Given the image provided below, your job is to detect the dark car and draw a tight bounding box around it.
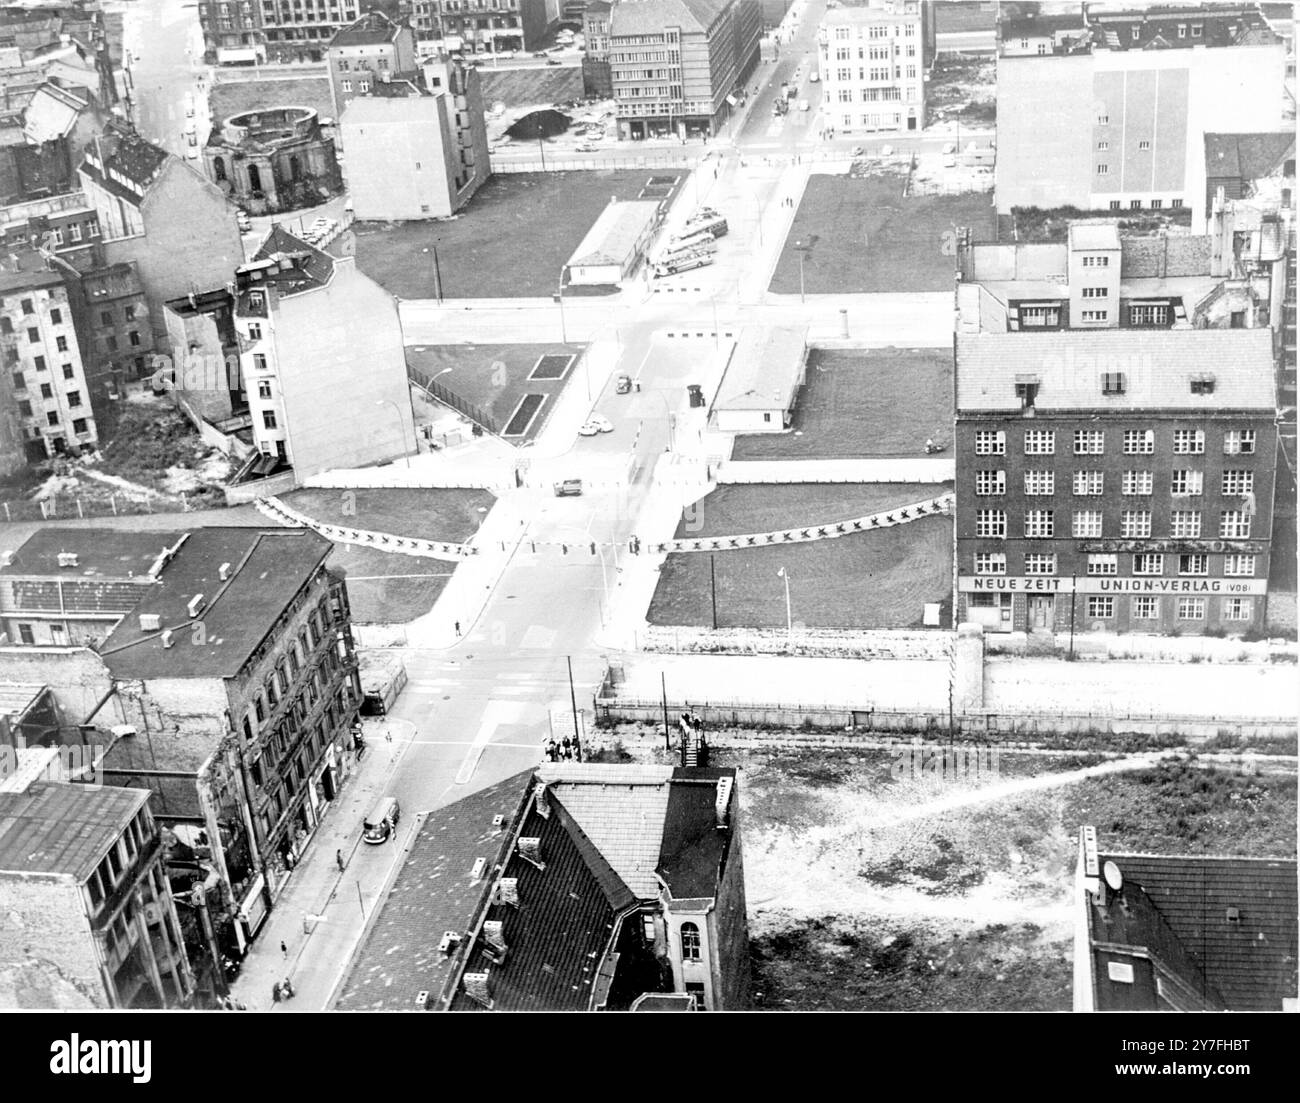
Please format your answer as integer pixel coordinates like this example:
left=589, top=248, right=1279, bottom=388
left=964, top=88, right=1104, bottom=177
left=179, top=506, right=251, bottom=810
left=546, top=58, right=562, bottom=66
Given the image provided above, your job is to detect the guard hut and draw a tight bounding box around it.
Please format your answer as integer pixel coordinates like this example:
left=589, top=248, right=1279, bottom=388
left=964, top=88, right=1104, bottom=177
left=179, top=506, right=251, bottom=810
left=709, top=326, right=808, bottom=433
left=564, top=199, right=661, bottom=286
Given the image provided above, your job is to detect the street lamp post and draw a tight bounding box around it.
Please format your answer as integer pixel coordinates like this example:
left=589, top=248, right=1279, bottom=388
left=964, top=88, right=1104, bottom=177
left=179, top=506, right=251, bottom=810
left=375, top=399, right=411, bottom=468
left=777, top=566, right=792, bottom=640
left=556, top=269, right=568, bottom=344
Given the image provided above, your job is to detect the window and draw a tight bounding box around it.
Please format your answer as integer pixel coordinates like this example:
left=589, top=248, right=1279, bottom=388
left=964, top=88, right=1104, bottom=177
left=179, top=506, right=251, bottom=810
left=258, top=380, right=272, bottom=399
left=1171, top=198, right=1184, bottom=209
left=976, top=510, right=1006, bottom=538
left=1190, top=24, right=1202, bottom=38
left=1132, top=596, right=1160, bottom=620
left=17, top=623, right=34, bottom=644
left=1223, top=555, right=1255, bottom=577
left=1177, top=598, right=1205, bottom=620
left=1097, top=112, right=1109, bottom=124
left=0, top=318, right=9, bottom=334
left=1178, top=554, right=1208, bottom=576
left=1128, top=303, right=1169, bottom=326
left=1073, top=430, right=1104, bottom=455
left=17, top=400, right=30, bottom=417
left=1096, top=164, right=1109, bottom=175
left=20, top=298, right=32, bottom=315
left=28, top=328, right=39, bottom=343
left=1024, top=429, right=1055, bottom=455
left=1081, top=256, right=1111, bottom=268
left=1170, top=470, right=1202, bottom=496
left=974, top=430, right=1005, bottom=455
left=67, top=391, right=81, bottom=407
left=1223, top=430, right=1256, bottom=455
left=34, top=356, right=45, bottom=373
left=124, top=306, right=136, bottom=321
left=105, top=335, right=117, bottom=352
left=1096, top=141, right=1109, bottom=151
left=1124, top=429, right=1154, bottom=454
left=1150, top=199, right=1163, bottom=210
left=50, top=308, right=62, bottom=325
left=1073, top=510, right=1103, bottom=538
left=72, top=417, right=87, bottom=434
left=1087, top=596, right=1114, bottom=618
left=1081, top=310, right=1108, bottom=322
left=39, top=383, right=52, bottom=398
left=262, top=411, right=278, bottom=430
left=46, top=411, right=59, bottom=426
left=55, top=336, right=67, bottom=352
left=1081, top=287, right=1109, bottom=298
left=100, top=310, right=113, bottom=325
left=1121, top=471, right=1152, bottom=496
left=1138, top=140, right=1150, bottom=151
left=680, top=922, right=701, bottom=961
left=1024, top=470, right=1055, bottom=495
left=1130, top=200, right=1142, bottom=210
left=1121, top=510, right=1152, bottom=538
left=247, top=323, right=262, bottom=340
left=1224, top=598, right=1252, bottom=622
left=11, top=370, right=23, bottom=390
left=69, top=223, right=82, bottom=242
left=1024, top=553, right=1056, bottom=575
left=1220, top=511, right=1251, bottom=538
left=1109, top=200, right=1121, bottom=211
left=342, top=79, right=352, bottom=92
left=1172, top=429, right=1204, bottom=454
left=974, top=552, right=1006, bottom=575
left=974, top=470, right=1005, bottom=496
left=1073, top=471, right=1104, bottom=496
left=128, top=331, right=141, bottom=347
left=1087, top=554, right=1117, bottom=576
left=1170, top=510, right=1201, bottom=538
left=1133, top=553, right=1164, bottom=575
left=61, top=364, right=74, bottom=380
left=1024, top=510, right=1054, bottom=538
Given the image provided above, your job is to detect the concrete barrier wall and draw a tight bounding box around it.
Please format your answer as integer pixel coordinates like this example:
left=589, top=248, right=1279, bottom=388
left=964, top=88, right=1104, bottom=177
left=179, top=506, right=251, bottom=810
left=224, top=469, right=297, bottom=505
left=985, top=630, right=1299, bottom=664
left=640, top=624, right=952, bottom=660
left=717, top=459, right=956, bottom=484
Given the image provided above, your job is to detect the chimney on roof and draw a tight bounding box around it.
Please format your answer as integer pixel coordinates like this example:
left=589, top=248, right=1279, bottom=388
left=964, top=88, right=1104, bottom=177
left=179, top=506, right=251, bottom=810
left=462, top=971, right=493, bottom=1009
left=517, top=837, right=545, bottom=869
left=218, top=562, right=232, bottom=581
left=535, top=781, right=551, bottom=818
left=138, top=613, right=161, bottom=632
left=715, top=776, right=734, bottom=829
left=160, top=629, right=175, bottom=648
left=0, top=551, right=12, bottom=567
left=493, top=878, right=519, bottom=907
left=56, top=552, right=79, bottom=568
left=186, top=593, right=206, bottom=618
left=482, top=920, right=508, bottom=963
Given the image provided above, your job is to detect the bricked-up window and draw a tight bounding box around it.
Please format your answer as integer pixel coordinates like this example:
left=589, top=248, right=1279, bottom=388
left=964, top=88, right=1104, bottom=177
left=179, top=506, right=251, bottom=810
left=1170, top=510, right=1201, bottom=538
left=976, top=510, right=1006, bottom=538
left=1170, top=470, right=1202, bottom=496
left=1073, top=429, right=1104, bottom=454
left=1087, top=554, right=1117, bottom=575
left=1133, top=553, right=1163, bottom=575
left=1122, top=471, right=1153, bottom=495
left=1222, top=470, right=1254, bottom=495
left=1087, top=596, right=1114, bottom=618
left=1023, top=470, right=1054, bottom=495
left=974, top=470, right=1005, bottom=495
left=1021, top=429, right=1053, bottom=455
left=1024, top=553, right=1056, bottom=575
left=1121, top=510, right=1152, bottom=538
left=1223, top=554, right=1256, bottom=577
left=1223, top=430, right=1256, bottom=455
left=1179, top=554, right=1208, bottom=575
left=1178, top=597, right=1205, bottom=619
left=974, top=430, right=1005, bottom=455
left=1172, top=429, right=1204, bottom=454
left=1132, top=596, right=1160, bottom=620
left=1220, top=511, right=1252, bottom=538
left=1224, top=598, right=1252, bottom=621
left=1024, top=510, right=1054, bottom=538
left=1073, top=510, right=1103, bottom=537
left=1123, top=429, right=1154, bottom=454
left=974, top=552, right=1006, bottom=574
left=1073, top=471, right=1103, bottom=495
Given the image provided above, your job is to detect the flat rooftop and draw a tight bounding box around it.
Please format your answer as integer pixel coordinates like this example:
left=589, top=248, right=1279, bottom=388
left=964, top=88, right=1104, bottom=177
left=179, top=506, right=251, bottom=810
left=1, top=528, right=184, bottom=580
left=0, top=781, right=149, bottom=881
left=713, top=326, right=808, bottom=412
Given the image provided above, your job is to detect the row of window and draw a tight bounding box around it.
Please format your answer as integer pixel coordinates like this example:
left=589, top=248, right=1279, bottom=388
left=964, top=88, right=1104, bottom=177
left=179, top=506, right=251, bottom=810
left=1106, top=198, right=1184, bottom=211
left=974, top=429, right=1256, bottom=456
left=831, top=21, right=918, bottom=39
left=973, top=552, right=1257, bottom=576
left=831, top=43, right=917, bottom=60
left=971, top=592, right=1252, bottom=620
left=837, top=86, right=911, bottom=102
left=974, top=470, right=1254, bottom=496
left=974, top=509, right=1253, bottom=539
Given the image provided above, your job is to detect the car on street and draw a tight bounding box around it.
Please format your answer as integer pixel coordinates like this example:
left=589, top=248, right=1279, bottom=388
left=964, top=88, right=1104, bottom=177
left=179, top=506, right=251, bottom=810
left=809, top=71, right=820, bottom=82
left=587, top=414, right=613, bottom=433
left=615, top=374, right=633, bottom=394
left=185, top=147, right=200, bottom=160
left=546, top=58, right=562, bottom=65
left=532, top=51, right=549, bottom=58
left=553, top=478, right=583, bottom=496
left=236, top=210, right=252, bottom=232
left=798, top=99, right=809, bottom=111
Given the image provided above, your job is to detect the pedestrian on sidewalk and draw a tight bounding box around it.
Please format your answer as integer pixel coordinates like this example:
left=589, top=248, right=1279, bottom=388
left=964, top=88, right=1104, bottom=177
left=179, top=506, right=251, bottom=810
left=454, top=620, right=461, bottom=637
left=335, top=849, right=345, bottom=873
left=280, top=940, right=288, bottom=958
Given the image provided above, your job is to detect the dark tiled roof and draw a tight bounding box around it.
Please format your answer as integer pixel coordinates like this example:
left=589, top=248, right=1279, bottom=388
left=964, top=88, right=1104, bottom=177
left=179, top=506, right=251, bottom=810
left=1120, top=235, right=1213, bottom=279
left=451, top=787, right=623, bottom=1012
left=999, top=13, right=1088, bottom=40
left=249, top=225, right=336, bottom=296
left=81, top=130, right=169, bottom=194
left=0, top=781, right=149, bottom=880
left=333, top=771, right=530, bottom=1011
left=98, top=528, right=332, bottom=680
left=1097, top=852, right=1299, bottom=1011
left=658, top=767, right=734, bottom=899
left=1204, top=132, right=1296, bottom=183
left=1, top=527, right=184, bottom=579
left=328, top=11, right=404, bottom=49
left=79, top=263, right=145, bottom=301
left=0, top=268, right=64, bottom=296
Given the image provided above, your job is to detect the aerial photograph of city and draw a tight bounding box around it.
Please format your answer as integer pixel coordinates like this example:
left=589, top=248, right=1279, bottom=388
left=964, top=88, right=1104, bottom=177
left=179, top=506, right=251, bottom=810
left=0, top=0, right=1294, bottom=1077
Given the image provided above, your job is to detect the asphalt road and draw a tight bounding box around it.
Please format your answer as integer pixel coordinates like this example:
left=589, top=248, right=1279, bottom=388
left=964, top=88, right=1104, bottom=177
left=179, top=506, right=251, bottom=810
left=116, top=0, right=208, bottom=159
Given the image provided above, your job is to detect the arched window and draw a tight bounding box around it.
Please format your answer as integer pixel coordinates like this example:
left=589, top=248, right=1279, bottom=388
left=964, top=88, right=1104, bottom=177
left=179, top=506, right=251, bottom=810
left=288, top=153, right=301, bottom=181
left=213, top=156, right=227, bottom=182
left=680, top=922, right=701, bottom=961
left=248, top=163, right=263, bottom=193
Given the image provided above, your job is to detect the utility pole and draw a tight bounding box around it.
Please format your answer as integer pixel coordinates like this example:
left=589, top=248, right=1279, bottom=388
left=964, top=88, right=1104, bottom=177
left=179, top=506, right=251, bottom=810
left=433, top=245, right=444, bottom=304
left=710, top=554, right=719, bottom=629
left=661, top=671, right=671, bottom=752
left=1069, top=575, right=1078, bottom=660
left=566, top=655, right=581, bottom=744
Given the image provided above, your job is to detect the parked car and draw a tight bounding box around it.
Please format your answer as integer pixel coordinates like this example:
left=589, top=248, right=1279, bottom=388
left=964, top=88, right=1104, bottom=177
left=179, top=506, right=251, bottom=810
left=809, top=71, right=820, bottom=83
left=587, top=414, right=613, bottom=433
left=553, top=478, right=583, bottom=496
left=615, top=374, right=632, bottom=394
left=363, top=796, right=401, bottom=845
left=798, top=99, right=810, bottom=112
left=546, top=58, right=562, bottom=66
left=236, top=210, right=252, bottom=232
left=532, top=51, right=549, bottom=58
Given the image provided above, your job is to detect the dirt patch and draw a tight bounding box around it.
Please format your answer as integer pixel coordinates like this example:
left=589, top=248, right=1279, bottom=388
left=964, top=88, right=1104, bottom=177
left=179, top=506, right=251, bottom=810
left=926, top=55, right=997, bottom=129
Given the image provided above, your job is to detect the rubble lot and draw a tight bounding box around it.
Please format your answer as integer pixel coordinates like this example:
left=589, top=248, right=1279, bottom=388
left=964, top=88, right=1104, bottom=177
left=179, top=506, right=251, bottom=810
left=925, top=55, right=996, bottom=129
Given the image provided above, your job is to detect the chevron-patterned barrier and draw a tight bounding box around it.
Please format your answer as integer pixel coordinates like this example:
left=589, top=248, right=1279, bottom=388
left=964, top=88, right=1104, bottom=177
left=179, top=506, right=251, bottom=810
left=254, top=497, right=478, bottom=561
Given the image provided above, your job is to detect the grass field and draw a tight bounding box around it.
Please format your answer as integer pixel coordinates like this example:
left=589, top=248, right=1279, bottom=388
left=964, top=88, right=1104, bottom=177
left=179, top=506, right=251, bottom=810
left=769, top=173, right=995, bottom=294
left=406, top=343, right=583, bottom=444
left=731, top=347, right=953, bottom=460
left=646, top=483, right=953, bottom=630
left=280, top=487, right=496, bottom=623
left=353, top=171, right=684, bottom=299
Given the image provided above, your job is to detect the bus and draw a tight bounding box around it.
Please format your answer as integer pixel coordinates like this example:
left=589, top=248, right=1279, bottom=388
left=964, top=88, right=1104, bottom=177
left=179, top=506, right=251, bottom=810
left=653, top=253, right=714, bottom=278
left=680, top=214, right=728, bottom=239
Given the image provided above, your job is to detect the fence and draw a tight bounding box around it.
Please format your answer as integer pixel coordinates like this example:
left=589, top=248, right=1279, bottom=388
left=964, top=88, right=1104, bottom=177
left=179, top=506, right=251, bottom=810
left=492, top=154, right=702, bottom=173
left=905, top=178, right=995, bottom=198
left=0, top=494, right=194, bottom=523
left=408, top=366, right=498, bottom=435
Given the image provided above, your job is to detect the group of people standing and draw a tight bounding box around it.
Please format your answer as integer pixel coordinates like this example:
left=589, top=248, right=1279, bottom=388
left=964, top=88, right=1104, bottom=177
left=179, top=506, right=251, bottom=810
left=543, top=735, right=582, bottom=762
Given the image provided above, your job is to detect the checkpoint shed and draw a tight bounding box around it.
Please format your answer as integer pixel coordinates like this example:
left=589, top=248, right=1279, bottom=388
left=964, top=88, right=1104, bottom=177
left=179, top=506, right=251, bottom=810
left=563, top=198, right=661, bottom=286
left=709, top=326, right=808, bottom=433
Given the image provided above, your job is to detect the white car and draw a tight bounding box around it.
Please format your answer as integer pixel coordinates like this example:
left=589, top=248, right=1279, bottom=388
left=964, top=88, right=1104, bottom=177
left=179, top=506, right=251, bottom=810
left=579, top=415, right=613, bottom=435
left=809, top=71, right=820, bottom=83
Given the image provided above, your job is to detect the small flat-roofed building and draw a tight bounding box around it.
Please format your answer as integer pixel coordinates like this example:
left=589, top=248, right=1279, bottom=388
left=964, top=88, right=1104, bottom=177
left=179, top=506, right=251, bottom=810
left=564, top=199, right=661, bottom=286
left=710, top=325, right=808, bottom=433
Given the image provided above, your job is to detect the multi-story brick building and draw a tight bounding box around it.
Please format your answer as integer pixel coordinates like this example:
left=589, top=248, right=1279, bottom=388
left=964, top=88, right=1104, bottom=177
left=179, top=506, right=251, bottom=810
left=198, top=0, right=430, bottom=65
left=581, top=0, right=613, bottom=98
left=954, top=327, right=1278, bottom=637
left=1, top=267, right=97, bottom=463
left=196, top=0, right=266, bottom=65
left=326, top=9, right=419, bottom=119
left=609, top=0, right=762, bottom=140
left=72, top=260, right=155, bottom=388
left=0, top=762, right=195, bottom=1009
left=426, top=0, right=556, bottom=54
left=817, top=0, right=934, bottom=135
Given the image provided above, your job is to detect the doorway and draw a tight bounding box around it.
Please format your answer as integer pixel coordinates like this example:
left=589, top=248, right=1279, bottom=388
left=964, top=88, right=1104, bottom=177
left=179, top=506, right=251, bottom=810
left=1028, top=594, right=1054, bottom=631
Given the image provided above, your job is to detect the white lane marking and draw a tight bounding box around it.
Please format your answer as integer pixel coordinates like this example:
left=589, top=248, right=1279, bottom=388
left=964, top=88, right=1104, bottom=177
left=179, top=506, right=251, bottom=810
left=454, top=701, right=525, bottom=785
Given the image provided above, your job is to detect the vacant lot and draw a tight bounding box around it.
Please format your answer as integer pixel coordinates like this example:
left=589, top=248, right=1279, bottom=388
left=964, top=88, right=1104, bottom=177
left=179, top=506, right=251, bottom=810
left=731, top=347, right=953, bottom=459
left=647, top=483, right=953, bottom=629
left=354, top=171, right=683, bottom=299
left=281, top=487, right=495, bottom=623
left=926, top=54, right=996, bottom=129
left=770, top=173, right=995, bottom=294
left=406, top=343, right=582, bottom=443
left=479, top=67, right=583, bottom=111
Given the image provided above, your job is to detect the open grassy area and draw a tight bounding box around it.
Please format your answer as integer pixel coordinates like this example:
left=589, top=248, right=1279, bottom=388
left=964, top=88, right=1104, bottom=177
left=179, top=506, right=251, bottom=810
left=647, top=483, right=953, bottom=629
left=353, top=170, right=684, bottom=299
left=731, top=347, right=953, bottom=460
left=405, top=343, right=583, bottom=443
left=281, top=487, right=496, bottom=624
left=770, top=173, right=995, bottom=294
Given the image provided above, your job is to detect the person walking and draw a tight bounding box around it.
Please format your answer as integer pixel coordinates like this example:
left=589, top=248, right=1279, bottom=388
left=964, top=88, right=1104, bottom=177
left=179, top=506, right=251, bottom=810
left=335, top=849, right=345, bottom=873
left=280, top=940, right=288, bottom=958
left=454, top=621, right=461, bottom=637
